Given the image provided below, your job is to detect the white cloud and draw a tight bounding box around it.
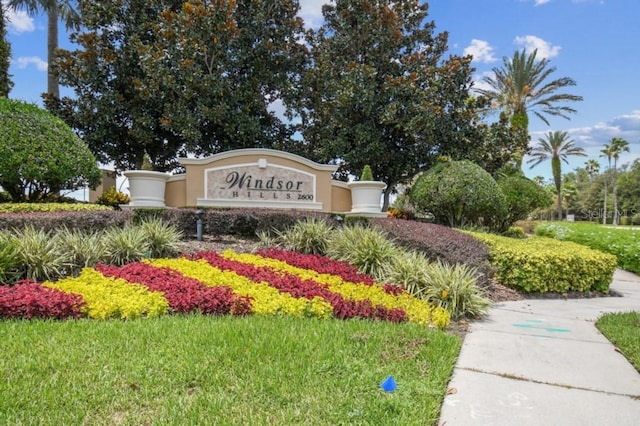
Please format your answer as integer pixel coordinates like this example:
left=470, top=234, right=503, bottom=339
left=534, top=0, right=552, bottom=5
left=14, top=56, right=48, bottom=72
left=2, top=1, right=35, bottom=33
left=298, top=0, right=328, bottom=29
left=470, top=71, right=494, bottom=94
left=464, top=39, right=497, bottom=63
left=514, top=35, right=561, bottom=59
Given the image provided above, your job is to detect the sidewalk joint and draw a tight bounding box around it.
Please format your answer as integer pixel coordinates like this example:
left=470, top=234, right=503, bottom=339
left=459, top=367, right=640, bottom=401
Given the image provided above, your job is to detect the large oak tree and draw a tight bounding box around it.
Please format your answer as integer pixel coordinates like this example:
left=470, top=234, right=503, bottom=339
left=296, top=0, right=504, bottom=210
left=50, top=0, right=306, bottom=171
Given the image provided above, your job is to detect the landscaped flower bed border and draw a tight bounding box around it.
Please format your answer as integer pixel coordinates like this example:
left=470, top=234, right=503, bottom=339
left=0, top=250, right=450, bottom=328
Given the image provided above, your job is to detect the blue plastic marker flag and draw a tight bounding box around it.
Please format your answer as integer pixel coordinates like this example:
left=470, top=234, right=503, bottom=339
left=381, top=375, right=397, bottom=392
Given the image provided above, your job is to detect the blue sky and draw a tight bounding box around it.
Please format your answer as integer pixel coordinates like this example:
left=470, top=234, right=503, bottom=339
left=4, top=0, right=640, bottom=182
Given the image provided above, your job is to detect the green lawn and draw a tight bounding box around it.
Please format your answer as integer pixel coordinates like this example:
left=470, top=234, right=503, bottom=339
left=596, top=311, right=640, bottom=372
left=535, top=221, right=640, bottom=274
left=0, top=315, right=461, bottom=425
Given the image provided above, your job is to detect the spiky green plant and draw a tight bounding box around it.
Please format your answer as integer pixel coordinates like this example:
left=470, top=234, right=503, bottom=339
left=276, top=218, right=334, bottom=255
left=379, top=250, right=432, bottom=296
left=422, top=260, right=491, bottom=319
left=138, top=218, right=183, bottom=258
left=56, top=227, right=108, bottom=273
left=0, top=232, right=20, bottom=285
left=326, top=225, right=398, bottom=279
left=12, top=226, right=71, bottom=281
left=255, top=230, right=280, bottom=250
left=103, top=226, right=149, bottom=266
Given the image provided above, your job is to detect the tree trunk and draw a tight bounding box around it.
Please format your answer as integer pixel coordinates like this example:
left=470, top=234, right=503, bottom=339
left=612, top=160, right=619, bottom=226
left=552, top=156, right=562, bottom=221
left=382, top=185, right=392, bottom=212
left=556, top=190, right=562, bottom=221
left=602, top=169, right=609, bottom=225
left=47, top=8, right=59, bottom=99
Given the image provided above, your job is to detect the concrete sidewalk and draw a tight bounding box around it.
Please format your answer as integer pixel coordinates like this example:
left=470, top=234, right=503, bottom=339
left=439, top=269, right=640, bottom=426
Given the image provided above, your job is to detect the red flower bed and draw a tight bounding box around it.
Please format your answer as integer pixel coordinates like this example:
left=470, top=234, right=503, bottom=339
left=257, top=248, right=405, bottom=296
left=96, top=263, right=251, bottom=316
left=0, top=281, right=85, bottom=319
left=257, top=248, right=376, bottom=285
left=189, top=252, right=407, bottom=323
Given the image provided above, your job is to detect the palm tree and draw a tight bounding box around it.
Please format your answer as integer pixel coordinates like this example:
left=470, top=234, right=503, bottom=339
left=600, top=144, right=614, bottom=225
left=478, top=49, right=583, bottom=168
left=0, top=1, right=13, bottom=97
left=7, top=0, right=80, bottom=99
left=528, top=131, right=586, bottom=220
left=584, top=159, right=600, bottom=182
left=609, top=137, right=630, bottom=225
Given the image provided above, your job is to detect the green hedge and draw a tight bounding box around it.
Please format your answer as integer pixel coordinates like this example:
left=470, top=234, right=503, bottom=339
left=0, top=203, right=112, bottom=213
left=535, top=222, right=640, bottom=274
left=468, top=232, right=617, bottom=293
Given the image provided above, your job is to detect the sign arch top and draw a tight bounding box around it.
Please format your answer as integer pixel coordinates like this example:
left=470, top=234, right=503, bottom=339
left=175, top=149, right=345, bottom=211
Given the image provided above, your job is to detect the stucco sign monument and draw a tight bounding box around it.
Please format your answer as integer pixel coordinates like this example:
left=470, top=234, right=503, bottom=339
left=119, top=148, right=385, bottom=215
left=206, top=159, right=316, bottom=206
left=161, top=149, right=354, bottom=213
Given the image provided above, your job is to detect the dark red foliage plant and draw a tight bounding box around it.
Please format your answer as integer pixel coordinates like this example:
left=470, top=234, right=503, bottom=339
left=0, top=281, right=85, bottom=320
left=189, top=251, right=407, bottom=323
left=95, top=263, right=251, bottom=316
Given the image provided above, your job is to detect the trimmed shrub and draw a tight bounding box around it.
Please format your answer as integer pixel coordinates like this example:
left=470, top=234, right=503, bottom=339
left=0, top=210, right=133, bottom=233
left=468, top=231, right=617, bottom=293
left=502, top=226, right=525, bottom=239
left=513, top=220, right=540, bottom=235
left=0, top=98, right=101, bottom=201
left=409, top=160, right=506, bottom=230
left=496, top=175, right=552, bottom=231
left=360, top=165, right=374, bottom=181
left=0, top=191, right=12, bottom=203
left=0, top=203, right=111, bottom=214
left=157, top=208, right=330, bottom=238
left=371, top=218, right=493, bottom=287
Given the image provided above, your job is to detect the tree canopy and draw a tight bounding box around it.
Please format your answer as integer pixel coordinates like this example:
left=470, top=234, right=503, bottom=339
left=477, top=49, right=583, bottom=168
left=295, top=0, right=497, bottom=209
left=0, top=98, right=101, bottom=201
left=46, top=0, right=555, bottom=208
left=50, top=0, right=306, bottom=171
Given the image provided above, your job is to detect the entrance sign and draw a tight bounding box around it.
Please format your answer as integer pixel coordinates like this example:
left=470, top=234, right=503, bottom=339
left=172, top=149, right=352, bottom=212
left=205, top=161, right=317, bottom=206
